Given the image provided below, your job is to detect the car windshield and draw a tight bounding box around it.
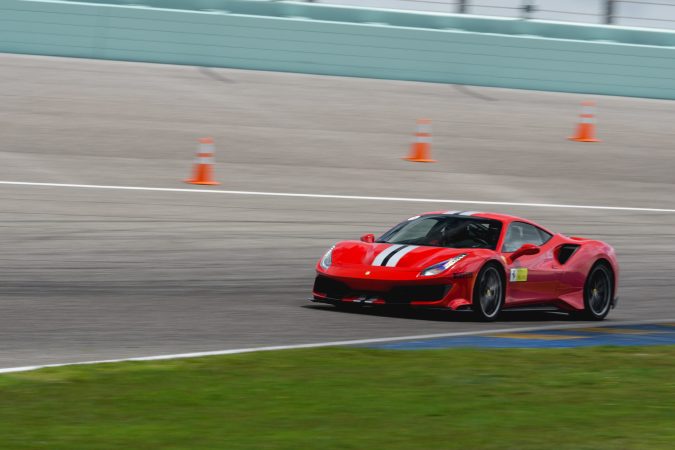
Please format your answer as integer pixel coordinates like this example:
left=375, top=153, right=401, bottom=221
left=377, top=215, right=502, bottom=250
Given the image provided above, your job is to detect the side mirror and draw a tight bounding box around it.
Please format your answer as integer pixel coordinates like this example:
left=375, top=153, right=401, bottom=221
left=509, top=243, right=540, bottom=263
left=360, top=233, right=375, bottom=243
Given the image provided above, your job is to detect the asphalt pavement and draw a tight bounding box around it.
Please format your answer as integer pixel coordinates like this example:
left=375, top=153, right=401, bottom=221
left=0, top=54, right=674, bottom=368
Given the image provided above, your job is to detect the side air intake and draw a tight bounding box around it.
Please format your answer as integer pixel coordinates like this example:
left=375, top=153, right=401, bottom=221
left=556, top=244, right=580, bottom=265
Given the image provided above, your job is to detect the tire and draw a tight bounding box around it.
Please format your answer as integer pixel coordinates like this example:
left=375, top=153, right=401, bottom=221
left=578, top=262, right=614, bottom=321
left=472, top=263, right=505, bottom=322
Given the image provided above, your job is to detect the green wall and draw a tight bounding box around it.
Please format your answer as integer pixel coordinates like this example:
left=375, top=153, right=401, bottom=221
left=2, top=0, right=674, bottom=99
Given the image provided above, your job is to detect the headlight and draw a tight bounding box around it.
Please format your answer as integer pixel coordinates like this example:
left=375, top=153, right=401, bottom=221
left=320, top=246, right=335, bottom=270
left=420, top=254, right=467, bottom=277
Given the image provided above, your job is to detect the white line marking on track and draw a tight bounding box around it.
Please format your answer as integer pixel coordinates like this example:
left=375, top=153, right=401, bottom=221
left=0, top=180, right=674, bottom=213
left=0, top=319, right=672, bottom=374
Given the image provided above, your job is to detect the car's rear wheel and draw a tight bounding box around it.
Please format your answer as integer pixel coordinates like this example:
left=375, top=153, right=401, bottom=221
left=579, top=262, right=613, bottom=321
left=472, top=264, right=504, bottom=321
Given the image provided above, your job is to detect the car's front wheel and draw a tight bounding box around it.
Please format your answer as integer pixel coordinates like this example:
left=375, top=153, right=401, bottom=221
left=472, top=264, right=504, bottom=321
left=578, top=262, right=613, bottom=320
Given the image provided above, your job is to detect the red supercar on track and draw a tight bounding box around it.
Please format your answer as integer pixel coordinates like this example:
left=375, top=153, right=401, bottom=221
left=311, top=211, right=619, bottom=321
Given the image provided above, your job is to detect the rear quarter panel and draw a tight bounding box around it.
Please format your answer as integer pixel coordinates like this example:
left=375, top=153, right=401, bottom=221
left=557, top=239, right=619, bottom=308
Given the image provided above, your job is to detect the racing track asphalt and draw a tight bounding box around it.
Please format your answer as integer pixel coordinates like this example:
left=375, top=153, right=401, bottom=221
left=0, top=54, right=674, bottom=368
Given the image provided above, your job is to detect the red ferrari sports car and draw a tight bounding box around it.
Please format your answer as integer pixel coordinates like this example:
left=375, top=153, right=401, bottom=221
left=311, top=211, right=619, bottom=321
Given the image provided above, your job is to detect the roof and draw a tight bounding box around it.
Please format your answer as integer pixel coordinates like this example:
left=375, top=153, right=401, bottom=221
left=420, top=210, right=525, bottom=222
left=418, top=210, right=552, bottom=233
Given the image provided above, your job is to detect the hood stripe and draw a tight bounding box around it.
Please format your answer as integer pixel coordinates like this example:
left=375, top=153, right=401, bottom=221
left=385, top=245, right=419, bottom=267
left=372, top=244, right=404, bottom=266
left=380, top=245, right=409, bottom=267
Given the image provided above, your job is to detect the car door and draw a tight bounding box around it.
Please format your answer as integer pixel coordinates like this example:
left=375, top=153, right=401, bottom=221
left=501, top=222, right=560, bottom=305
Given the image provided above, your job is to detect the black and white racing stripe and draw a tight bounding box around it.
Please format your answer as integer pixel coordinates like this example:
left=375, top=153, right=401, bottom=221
left=372, top=244, right=419, bottom=267
left=372, top=244, right=404, bottom=266
left=383, top=245, right=418, bottom=267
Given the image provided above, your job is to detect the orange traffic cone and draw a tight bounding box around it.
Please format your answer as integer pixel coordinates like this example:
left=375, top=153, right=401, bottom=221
left=404, top=118, right=436, bottom=162
left=184, top=138, right=220, bottom=185
left=569, top=101, right=601, bottom=142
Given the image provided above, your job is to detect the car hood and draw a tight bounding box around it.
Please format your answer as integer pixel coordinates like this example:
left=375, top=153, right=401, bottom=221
left=331, top=241, right=490, bottom=270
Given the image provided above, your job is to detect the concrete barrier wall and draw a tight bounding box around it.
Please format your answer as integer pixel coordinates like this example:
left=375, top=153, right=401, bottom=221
left=2, top=0, right=674, bottom=99
left=56, top=0, right=675, bottom=48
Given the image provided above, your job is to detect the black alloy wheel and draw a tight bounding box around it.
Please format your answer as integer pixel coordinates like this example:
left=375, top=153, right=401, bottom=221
left=473, top=264, right=504, bottom=322
left=580, top=262, right=613, bottom=320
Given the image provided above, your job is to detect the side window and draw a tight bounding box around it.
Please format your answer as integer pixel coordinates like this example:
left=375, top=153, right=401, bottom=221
left=502, top=222, right=551, bottom=253
left=536, top=227, right=553, bottom=245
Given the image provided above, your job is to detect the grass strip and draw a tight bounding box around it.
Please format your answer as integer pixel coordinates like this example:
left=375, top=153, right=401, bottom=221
left=0, top=346, right=673, bottom=449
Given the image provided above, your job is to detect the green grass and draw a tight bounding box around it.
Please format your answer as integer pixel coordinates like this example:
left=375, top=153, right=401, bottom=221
left=0, top=347, right=674, bottom=450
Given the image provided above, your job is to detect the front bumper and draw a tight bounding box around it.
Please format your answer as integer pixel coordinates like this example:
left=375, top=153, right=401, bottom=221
left=311, top=274, right=473, bottom=309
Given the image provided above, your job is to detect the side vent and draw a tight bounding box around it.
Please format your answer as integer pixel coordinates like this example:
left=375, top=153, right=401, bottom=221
left=556, top=244, right=580, bottom=265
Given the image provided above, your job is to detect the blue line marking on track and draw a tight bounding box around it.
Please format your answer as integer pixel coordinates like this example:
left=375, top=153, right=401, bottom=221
left=367, top=324, right=675, bottom=350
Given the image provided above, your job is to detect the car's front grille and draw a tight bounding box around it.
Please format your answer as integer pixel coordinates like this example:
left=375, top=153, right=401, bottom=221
left=313, top=276, right=350, bottom=299
left=387, top=285, right=451, bottom=303
left=313, top=276, right=450, bottom=304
